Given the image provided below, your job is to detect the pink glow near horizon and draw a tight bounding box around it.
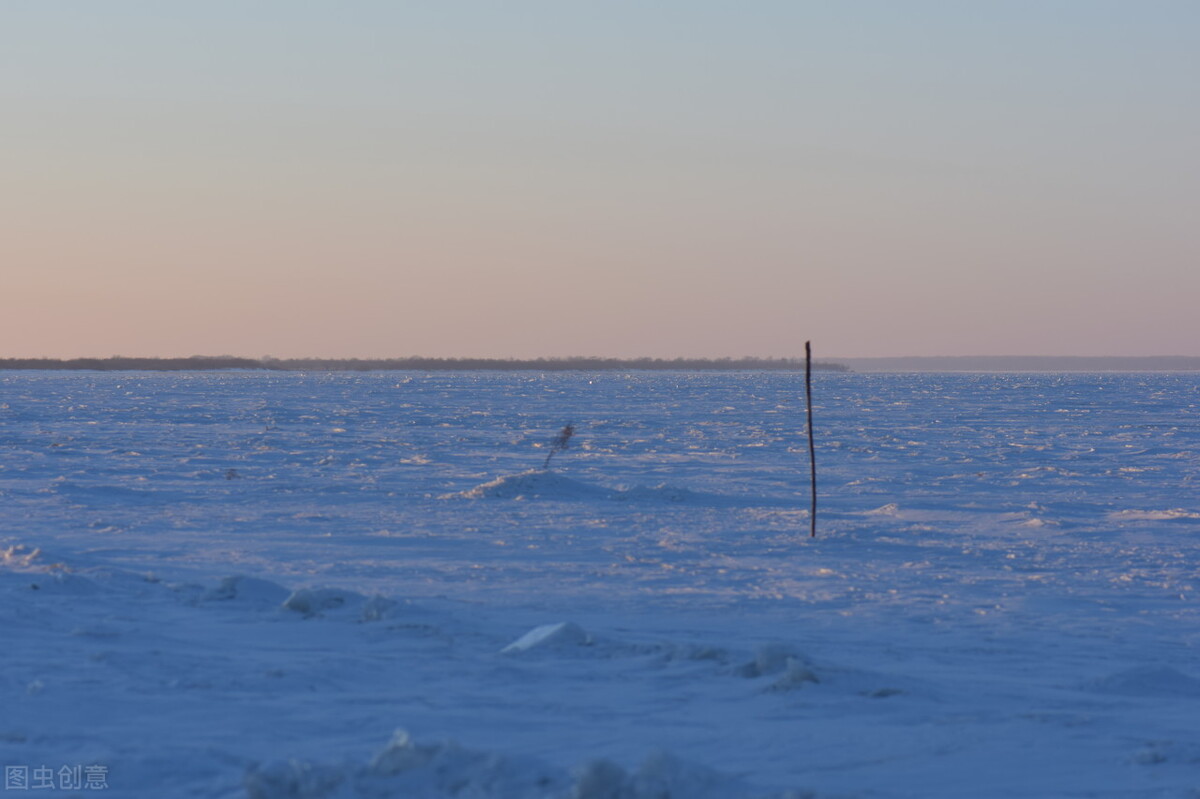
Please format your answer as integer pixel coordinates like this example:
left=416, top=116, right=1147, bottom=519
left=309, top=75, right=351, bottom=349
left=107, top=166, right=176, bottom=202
left=3, top=3, right=1197, bottom=359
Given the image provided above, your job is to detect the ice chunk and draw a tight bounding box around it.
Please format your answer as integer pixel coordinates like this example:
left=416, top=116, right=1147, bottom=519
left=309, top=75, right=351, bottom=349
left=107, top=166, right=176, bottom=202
left=501, top=621, right=592, bottom=654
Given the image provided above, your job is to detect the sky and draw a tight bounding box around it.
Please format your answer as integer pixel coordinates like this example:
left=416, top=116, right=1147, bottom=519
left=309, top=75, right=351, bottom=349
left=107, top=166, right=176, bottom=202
left=3, top=1, right=1198, bottom=360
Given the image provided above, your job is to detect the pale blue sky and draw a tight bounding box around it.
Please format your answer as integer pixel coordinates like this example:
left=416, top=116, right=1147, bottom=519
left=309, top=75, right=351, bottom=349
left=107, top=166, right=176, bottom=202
left=4, top=2, right=1198, bottom=358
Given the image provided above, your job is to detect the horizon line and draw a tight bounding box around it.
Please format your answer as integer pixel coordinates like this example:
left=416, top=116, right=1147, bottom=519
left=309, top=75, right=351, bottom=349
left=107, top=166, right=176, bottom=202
left=6, top=353, right=1200, bottom=361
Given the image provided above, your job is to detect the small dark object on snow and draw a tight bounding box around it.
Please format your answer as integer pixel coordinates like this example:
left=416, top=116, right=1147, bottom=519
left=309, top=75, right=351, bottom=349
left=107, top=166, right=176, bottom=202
left=543, top=424, right=575, bottom=470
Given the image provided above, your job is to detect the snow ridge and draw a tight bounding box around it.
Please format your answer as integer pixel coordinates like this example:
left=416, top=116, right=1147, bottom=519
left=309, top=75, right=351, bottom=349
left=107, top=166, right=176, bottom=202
left=245, top=729, right=811, bottom=799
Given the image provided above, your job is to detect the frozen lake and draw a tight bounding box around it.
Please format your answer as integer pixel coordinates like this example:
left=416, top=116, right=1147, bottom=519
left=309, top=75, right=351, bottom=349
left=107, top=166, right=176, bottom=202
left=2, top=371, right=1198, bottom=797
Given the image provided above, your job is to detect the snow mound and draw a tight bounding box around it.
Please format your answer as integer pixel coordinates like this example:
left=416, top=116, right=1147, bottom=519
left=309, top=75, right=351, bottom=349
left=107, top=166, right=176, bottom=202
left=25, top=571, right=102, bottom=596
left=208, top=579, right=395, bottom=622
left=1129, top=740, right=1200, bottom=766
left=735, top=643, right=813, bottom=678
left=281, top=587, right=367, bottom=618
left=52, top=481, right=177, bottom=507
left=765, top=659, right=821, bottom=693
left=651, top=643, right=734, bottom=665
left=501, top=621, right=592, bottom=654
left=734, top=644, right=820, bottom=691
left=1, top=546, right=107, bottom=594
left=246, top=729, right=568, bottom=799
left=442, top=470, right=609, bottom=501
left=0, top=544, right=73, bottom=573
left=1108, top=509, right=1200, bottom=521
left=1085, top=666, right=1200, bottom=698
left=611, top=483, right=703, bottom=503
left=443, top=471, right=748, bottom=506
left=244, top=730, right=811, bottom=799
left=1, top=544, right=44, bottom=570
left=205, top=575, right=292, bottom=605
left=360, top=595, right=400, bottom=622
left=572, top=750, right=810, bottom=799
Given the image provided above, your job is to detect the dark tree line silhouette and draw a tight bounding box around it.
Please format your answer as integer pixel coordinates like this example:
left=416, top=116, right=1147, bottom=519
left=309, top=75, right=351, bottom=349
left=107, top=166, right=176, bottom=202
left=0, top=356, right=264, bottom=371
left=0, top=356, right=849, bottom=372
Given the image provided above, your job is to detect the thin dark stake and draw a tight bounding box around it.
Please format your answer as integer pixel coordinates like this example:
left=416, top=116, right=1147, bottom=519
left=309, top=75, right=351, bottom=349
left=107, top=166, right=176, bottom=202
left=805, top=341, right=817, bottom=538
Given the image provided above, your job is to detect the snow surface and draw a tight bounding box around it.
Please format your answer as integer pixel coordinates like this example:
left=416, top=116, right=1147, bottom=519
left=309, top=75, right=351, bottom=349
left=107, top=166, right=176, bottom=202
left=2, top=371, right=1199, bottom=797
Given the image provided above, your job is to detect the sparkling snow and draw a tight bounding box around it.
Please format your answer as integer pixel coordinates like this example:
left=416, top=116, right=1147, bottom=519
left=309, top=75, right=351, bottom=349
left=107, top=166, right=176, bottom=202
left=1, top=371, right=1198, bottom=797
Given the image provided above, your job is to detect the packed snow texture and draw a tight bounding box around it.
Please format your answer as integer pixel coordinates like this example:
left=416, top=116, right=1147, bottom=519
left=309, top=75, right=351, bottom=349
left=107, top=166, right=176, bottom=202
left=2, top=371, right=1199, bottom=797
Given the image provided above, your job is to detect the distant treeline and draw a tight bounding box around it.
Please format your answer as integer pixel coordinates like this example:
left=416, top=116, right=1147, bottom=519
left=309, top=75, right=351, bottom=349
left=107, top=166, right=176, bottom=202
left=0, top=357, right=266, bottom=371
left=0, top=356, right=850, bottom=372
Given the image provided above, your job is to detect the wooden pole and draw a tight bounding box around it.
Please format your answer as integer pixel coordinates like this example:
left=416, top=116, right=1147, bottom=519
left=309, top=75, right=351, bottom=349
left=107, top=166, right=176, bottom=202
left=805, top=341, right=817, bottom=538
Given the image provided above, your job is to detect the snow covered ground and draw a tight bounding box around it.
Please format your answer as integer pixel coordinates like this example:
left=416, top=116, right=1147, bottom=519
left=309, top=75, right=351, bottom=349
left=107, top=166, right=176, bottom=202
left=1, top=370, right=1198, bottom=797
